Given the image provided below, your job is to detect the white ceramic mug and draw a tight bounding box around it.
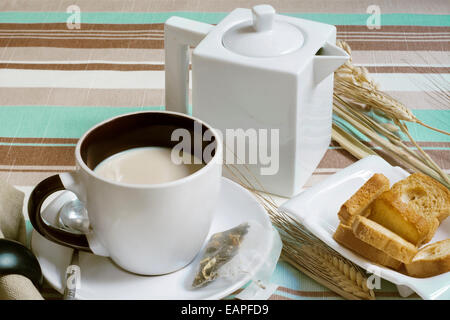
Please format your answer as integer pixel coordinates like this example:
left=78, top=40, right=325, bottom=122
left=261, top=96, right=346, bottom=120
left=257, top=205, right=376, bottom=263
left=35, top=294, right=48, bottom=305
left=28, top=111, right=223, bottom=275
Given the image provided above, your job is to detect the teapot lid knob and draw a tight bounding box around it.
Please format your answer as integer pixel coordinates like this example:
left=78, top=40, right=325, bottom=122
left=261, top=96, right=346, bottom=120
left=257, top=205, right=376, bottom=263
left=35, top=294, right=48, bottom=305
left=252, top=5, right=275, bottom=32
left=222, top=4, right=304, bottom=57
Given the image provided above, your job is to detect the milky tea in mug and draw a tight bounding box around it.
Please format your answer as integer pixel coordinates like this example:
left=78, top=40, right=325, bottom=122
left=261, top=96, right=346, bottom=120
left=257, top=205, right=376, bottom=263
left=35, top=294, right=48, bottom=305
left=94, top=147, right=205, bottom=185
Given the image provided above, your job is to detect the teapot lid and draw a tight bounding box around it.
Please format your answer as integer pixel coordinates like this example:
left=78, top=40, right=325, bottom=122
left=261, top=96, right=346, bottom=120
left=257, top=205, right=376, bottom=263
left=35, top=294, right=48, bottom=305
left=222, top=5, right=304, bottom=58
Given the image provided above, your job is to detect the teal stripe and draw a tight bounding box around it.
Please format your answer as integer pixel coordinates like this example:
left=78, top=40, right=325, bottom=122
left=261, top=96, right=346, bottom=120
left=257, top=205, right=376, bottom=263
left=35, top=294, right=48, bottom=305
left=0, top=106, right=163, bottom=139
left=0, top=142, right=77, bottom=147
left=1, top=12, right=449, bottom=26
left=0, top=106, right=448, bottom=142
left=333, top=109, right=450, bottom=143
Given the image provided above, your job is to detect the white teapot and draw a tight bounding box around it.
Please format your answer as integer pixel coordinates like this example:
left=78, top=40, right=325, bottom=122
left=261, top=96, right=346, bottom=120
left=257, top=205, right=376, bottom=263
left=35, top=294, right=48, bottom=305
left=165, top=5, right=348, bottom=197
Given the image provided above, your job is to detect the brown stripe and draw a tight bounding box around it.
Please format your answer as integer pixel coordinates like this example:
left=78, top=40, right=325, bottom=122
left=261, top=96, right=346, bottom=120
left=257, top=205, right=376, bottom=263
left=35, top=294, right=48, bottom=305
left=0, top=24, right=448, bottom=50
left=268, top=294, right=293, bottom=300
left=277, top=287, right=340, bottom=297
left=0, top=145, right=75, bottom=166
left=0, top=62, right=164, bottom=71
left=0, top=23, right=165, bottom=31
left=0, top=38, right=164, bottom=49
left=0, top=62, right=447, bottom=73
left=365, top=66, right=450, bottom=73
left=344, top=41, right=450, bottom=51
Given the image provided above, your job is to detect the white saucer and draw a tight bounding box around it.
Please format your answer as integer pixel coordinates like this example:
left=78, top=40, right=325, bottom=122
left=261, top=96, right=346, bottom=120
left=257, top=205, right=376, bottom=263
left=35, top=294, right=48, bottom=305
left=31, top=177, right=275, bottom=300
left=281, top=156, right=450, bottom=300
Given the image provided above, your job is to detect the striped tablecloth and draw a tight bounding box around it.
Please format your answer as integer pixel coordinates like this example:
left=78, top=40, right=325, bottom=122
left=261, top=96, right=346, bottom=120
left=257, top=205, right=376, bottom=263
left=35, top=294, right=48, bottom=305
left=1, top=0, right=449, bottom=300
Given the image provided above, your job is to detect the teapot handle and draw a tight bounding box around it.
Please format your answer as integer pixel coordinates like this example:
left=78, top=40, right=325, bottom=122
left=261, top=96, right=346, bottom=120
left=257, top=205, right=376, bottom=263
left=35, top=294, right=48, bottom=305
left=164, top=17, right=213, bottom=114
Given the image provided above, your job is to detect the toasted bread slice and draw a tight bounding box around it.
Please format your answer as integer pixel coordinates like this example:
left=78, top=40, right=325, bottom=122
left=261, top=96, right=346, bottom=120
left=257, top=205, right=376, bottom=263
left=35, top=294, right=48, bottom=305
left=390, top=173, right=450, bottom=223
left=338, top=173, right=390, bottom=226
left=405, top=239, right=450, bottom=278
left=370, top=191, right=439, bottom=246
left=369, top=174, right=445, bottom=247
left=333, top=224, right=402, bottom=270
left=352, top=216, right=418, bottom=264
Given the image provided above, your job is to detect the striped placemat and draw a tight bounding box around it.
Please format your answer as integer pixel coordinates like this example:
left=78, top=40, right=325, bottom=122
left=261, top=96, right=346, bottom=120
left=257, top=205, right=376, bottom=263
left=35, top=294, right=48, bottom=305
left=2, top=0, right=449, bottom=299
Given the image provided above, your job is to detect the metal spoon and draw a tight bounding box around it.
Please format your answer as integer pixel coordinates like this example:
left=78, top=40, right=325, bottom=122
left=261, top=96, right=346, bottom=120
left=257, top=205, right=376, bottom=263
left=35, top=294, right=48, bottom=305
left=58, top=199, right=88, bottom=300
left=58, top=199, right=90, bottom=234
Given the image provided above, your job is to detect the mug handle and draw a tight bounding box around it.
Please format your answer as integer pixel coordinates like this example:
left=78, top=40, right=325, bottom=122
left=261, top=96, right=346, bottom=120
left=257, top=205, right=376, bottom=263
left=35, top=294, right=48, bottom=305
left=28, top=174, right=92, bottom=252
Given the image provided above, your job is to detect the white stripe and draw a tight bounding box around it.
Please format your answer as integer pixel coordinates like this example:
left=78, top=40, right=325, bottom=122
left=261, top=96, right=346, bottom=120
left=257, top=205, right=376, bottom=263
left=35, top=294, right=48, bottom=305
left=370, top=73, right=450, bottom=92
left=0, top=69, right=448, bottom=91
left=0, top=69, right=167, bottom=89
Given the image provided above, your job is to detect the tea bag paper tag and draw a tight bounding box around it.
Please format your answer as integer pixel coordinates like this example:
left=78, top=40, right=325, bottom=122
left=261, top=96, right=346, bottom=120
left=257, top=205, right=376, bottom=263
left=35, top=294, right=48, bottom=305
left=235, top=281, right=278, bottom=300
left=236, top=227, right=282, bottom=300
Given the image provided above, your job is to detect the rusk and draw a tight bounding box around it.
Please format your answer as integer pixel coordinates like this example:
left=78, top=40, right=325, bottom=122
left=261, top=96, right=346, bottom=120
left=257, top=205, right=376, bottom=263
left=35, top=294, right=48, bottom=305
left=370, top=192, right=439, bottom=246
left=390, top=173, right=449, bottom=223
left=338, top=173, right=390, bottom=226
left=333, top=224, right=402, bottom=270
left=405, top=239, right=450, bottom=278
left=352, top=216, right=418, bottom=264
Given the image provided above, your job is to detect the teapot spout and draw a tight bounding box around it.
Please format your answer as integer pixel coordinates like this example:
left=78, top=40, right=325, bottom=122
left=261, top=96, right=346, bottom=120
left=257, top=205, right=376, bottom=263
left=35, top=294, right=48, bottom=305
left=313, top=42, right=349, bottom=84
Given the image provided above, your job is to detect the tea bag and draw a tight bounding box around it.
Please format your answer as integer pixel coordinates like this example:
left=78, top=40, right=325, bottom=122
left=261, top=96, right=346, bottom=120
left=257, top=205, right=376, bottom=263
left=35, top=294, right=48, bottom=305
left=192, top=222, right=250, bottom=288
left=192, top=219, right=282, bottom=296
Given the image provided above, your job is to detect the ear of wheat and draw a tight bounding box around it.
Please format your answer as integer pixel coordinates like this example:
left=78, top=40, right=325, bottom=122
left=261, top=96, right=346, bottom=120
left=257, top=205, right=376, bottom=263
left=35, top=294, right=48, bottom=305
left=224, top=164, right=376, bottom=300
left=333, top=41, right=450, bottom=188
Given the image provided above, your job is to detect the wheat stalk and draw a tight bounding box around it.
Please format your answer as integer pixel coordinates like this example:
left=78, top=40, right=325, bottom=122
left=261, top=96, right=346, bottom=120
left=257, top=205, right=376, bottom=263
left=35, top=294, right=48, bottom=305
left=224, top=163, right=376, bottom=300
left=335, top=41, right=449, bottom=136
left=333, top=41, right=450, bottom=188
left=298, top=245, right=374, bottom=300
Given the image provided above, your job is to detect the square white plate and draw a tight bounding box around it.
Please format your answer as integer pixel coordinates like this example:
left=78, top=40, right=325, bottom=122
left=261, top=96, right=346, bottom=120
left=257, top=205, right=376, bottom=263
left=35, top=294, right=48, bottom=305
left=280, top=156, right=450, bottom=300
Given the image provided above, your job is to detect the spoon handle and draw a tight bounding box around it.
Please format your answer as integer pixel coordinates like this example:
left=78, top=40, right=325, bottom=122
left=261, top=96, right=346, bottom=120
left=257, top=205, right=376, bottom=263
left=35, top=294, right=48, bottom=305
left=63, top=250, right=80, bottom=300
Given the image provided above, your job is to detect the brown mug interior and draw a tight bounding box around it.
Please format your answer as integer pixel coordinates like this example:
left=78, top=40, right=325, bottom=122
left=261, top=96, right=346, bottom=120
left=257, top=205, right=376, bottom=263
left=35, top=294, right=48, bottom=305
left=79, top=112, right=216, bottom=171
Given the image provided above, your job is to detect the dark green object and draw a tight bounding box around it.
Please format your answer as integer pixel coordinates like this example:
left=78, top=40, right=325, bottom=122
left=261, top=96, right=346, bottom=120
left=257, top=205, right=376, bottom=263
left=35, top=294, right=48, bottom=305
left=0, top=238, right=43, bottom=289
